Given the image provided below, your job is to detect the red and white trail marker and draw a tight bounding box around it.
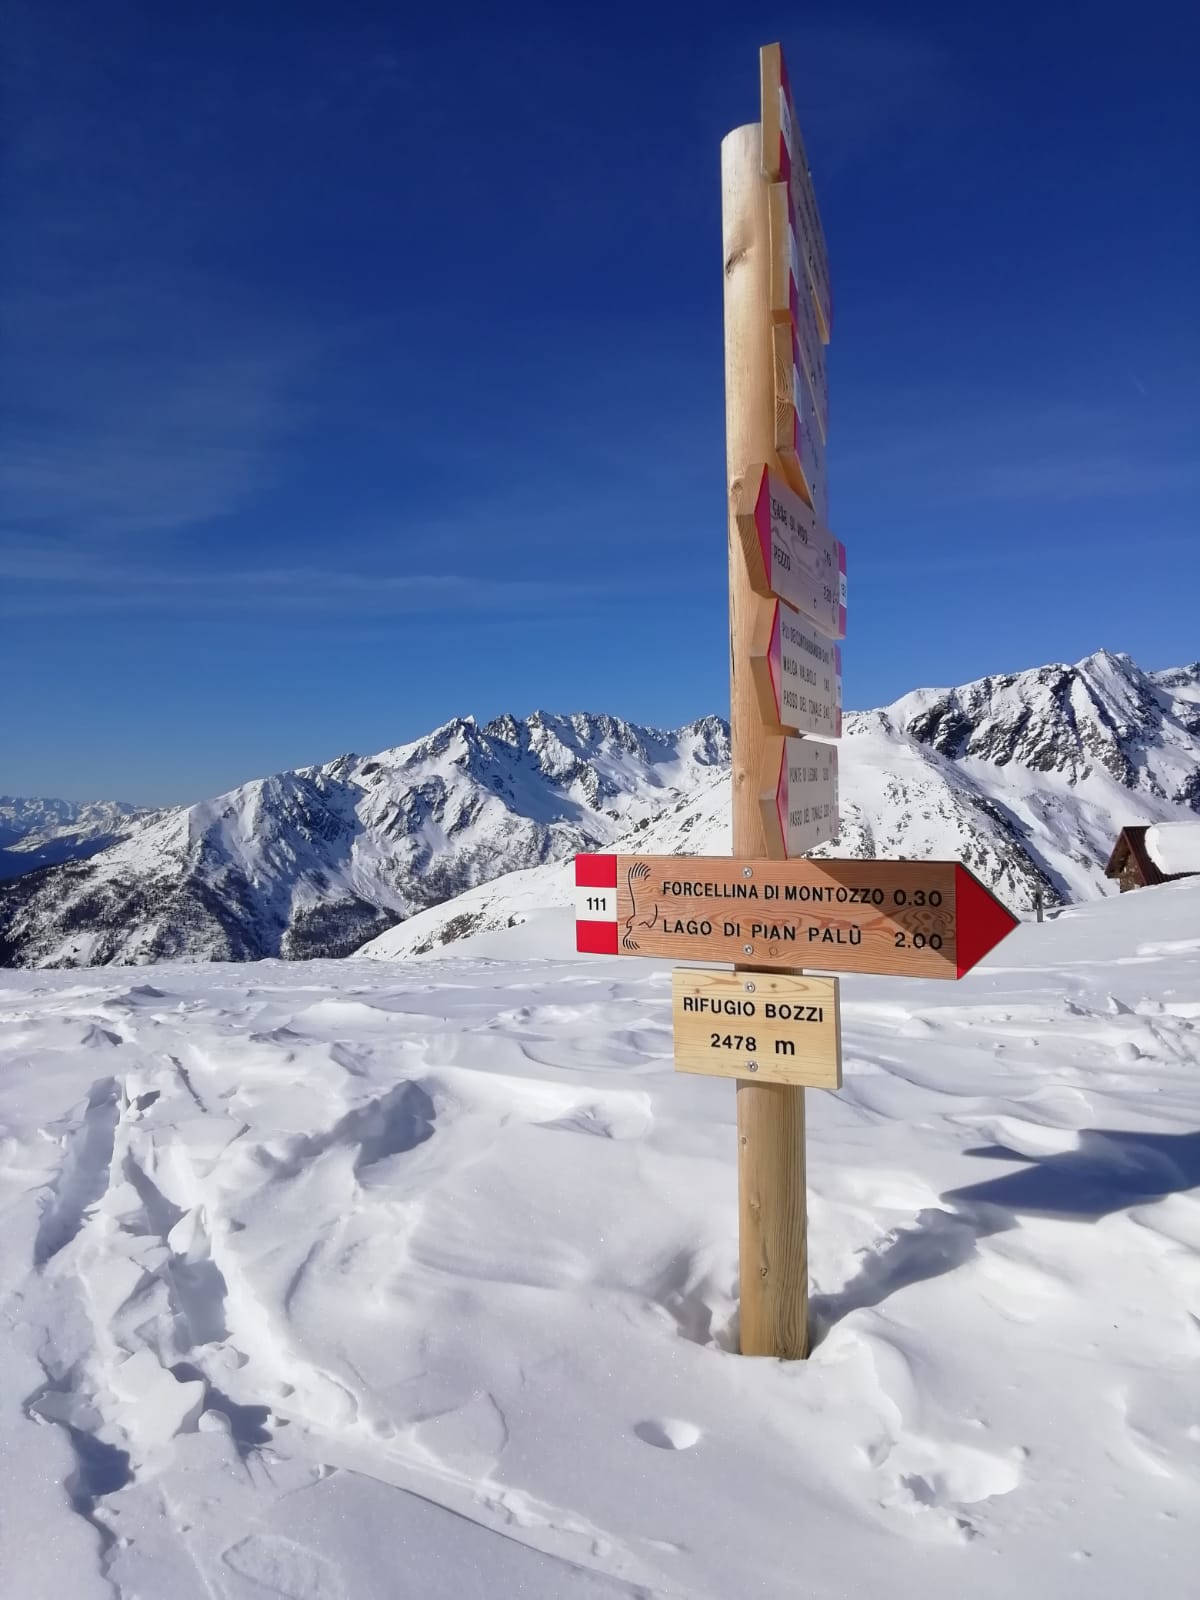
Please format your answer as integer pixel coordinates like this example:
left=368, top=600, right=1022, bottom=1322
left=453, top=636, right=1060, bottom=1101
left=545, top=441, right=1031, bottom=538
left=737, top=464, right=846, bottom=639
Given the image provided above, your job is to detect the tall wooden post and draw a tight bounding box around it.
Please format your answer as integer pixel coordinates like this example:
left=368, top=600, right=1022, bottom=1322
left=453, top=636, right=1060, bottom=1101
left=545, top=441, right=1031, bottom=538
left=722, top=123, right=809, bottom=1359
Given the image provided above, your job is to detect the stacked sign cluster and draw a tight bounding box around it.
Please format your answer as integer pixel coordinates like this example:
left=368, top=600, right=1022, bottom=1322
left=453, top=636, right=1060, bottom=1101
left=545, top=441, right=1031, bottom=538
left=737, top=42, right=845, bottom=860
left=570, top=43, right=1018, bottom=1360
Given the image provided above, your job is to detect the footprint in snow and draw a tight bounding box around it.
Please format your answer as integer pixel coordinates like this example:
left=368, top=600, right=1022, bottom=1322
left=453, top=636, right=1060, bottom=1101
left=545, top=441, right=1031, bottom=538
left=634, top=1418, right=701, bottom=1451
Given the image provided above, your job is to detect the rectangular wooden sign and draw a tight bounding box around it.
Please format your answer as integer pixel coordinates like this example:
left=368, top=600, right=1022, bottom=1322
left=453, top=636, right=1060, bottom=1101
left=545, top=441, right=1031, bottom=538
left=751, top=602, right=842, bottom=739
left=672, top=969, right=842, bottom=1088
left=737, top=464, right=846, bottom=638
left=770, top=184, right=827, bottom=442
left=773, top=322, right=827, bottom=519
left=761, top=43, right=832, bottom=340
left=763, top=735, right=838, bottom=856
left=575, top=855, right=1020, bottom=978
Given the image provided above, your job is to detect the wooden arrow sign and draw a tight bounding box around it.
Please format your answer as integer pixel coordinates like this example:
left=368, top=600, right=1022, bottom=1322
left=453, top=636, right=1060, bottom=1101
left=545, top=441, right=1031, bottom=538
left=737, top=464, right=846, bottom=638
left=772, top=322, right=826, bottom=518
left=761, top=735, right=838, bottom=856
left=761, top=43, right=831, bottom=340
left=574, top=854, right=1019, bottom=979
left=770, top=183, right=827, bottom=444
left=750, top=600, right=842, bottom=739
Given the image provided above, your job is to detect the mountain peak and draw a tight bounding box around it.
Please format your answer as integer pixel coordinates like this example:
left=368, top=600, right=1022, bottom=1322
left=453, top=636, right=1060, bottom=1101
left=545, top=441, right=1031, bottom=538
left=3, top=658, right=1197, bottom=970
left=890, top=649, right=1177, bottom=786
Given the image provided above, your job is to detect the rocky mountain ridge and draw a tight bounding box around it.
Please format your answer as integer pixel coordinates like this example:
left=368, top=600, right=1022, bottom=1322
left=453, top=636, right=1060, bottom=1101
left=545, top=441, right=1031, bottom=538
left=0, top=796, right=146, bottom=881
left=1, top=652, right=1196, bottom=970
left=0, top=713, right=728, bottom=967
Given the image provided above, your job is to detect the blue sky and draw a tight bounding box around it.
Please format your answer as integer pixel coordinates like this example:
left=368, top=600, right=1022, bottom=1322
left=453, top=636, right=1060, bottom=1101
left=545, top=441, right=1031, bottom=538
left=3, top=0, right=1197, bottom=805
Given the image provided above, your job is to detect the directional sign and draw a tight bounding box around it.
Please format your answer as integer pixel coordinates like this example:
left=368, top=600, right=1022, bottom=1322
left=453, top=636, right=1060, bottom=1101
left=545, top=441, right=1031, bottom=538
left=673, top=969, right=842, bottom=1088
left=772, top=322, right=827, bottom=519
left=770, top=184, right=827, bottom=442
left=574, top=855, right=1019, bottom=979
left=763, top=735, right=838, bottom=856
left=751, top=601, right=842, bottom=739
left=761, top=43, right=831, bottom=340
left=737, top=464, right=846, bottom=638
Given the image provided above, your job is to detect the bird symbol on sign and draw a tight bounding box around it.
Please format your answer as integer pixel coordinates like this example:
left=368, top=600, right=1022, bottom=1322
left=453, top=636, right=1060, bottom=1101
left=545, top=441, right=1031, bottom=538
left=624, top=861, right=656, bottom=950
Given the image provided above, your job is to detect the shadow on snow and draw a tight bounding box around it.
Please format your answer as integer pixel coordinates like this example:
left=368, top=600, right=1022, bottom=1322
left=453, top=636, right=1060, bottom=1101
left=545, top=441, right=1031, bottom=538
left=812, top=1129, right=1200, bottom=1341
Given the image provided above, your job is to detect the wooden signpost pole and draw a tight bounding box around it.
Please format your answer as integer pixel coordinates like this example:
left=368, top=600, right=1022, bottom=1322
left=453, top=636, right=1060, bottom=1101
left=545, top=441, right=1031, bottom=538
left=577, top=44, right=1015, bottom=1365
left=722, top=123, right=809, bottom=1359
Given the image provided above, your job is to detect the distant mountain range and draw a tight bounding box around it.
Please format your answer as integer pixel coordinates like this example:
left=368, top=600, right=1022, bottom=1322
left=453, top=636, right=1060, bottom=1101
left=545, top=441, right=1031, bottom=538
left=2, top=650, right=1197, bottom=970
left=0, top=714, right=728, bottom=966
left=0, top=797, right=146, bottom=881
left=361, top=651, right=1200, bottom=960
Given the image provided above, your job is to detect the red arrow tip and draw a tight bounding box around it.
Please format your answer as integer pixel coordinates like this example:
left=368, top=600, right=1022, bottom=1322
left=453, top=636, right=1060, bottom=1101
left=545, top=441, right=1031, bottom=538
left=954, top=865, right=1019, bottom=977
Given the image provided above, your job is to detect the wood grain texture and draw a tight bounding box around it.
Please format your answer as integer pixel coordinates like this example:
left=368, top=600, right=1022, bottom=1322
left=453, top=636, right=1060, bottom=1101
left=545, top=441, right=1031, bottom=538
left=673, top=969, right=841, bottom=1088
left=748, top=599, right=782, bottom=730
left=723, top=122, right=809, bottom=1359
left=759, top=43, right=785, bottom=179
left=737, top=1076, right=809, bottom=1352
left=612, top=855, right=961, bottom=978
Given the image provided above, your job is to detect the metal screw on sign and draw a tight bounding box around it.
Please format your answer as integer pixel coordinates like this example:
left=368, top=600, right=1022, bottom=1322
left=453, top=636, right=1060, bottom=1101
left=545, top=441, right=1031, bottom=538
left=742, top=867, right=754, bottom=879
left=747, top=1061, right=759, bottom=1073
left=744, top=982, right=756, bottom=993
left=742, top=944, right=753, bottom=954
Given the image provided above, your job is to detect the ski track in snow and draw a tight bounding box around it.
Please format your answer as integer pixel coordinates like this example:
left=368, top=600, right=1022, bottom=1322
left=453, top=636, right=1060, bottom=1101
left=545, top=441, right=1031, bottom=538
left=1, top=883, right=1199, bottom=1597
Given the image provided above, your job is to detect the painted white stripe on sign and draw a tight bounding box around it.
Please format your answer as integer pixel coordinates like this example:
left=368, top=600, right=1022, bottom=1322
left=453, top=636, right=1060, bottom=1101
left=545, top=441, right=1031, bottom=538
left=574, top=886, right=617, bottom=922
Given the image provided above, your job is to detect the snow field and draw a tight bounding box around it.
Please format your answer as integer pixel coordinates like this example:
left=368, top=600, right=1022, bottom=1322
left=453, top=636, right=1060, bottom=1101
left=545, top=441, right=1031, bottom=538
left=0, top=879, right=1198, bottom=1596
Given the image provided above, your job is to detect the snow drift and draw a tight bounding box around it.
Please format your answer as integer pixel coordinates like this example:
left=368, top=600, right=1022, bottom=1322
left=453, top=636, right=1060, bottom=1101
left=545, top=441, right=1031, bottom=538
left=1, top=877, right=1198, bottom=1596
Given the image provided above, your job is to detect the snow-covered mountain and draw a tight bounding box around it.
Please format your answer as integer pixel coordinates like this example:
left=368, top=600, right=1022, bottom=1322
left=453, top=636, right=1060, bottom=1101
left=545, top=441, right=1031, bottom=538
left=1, top=652, right=1197, bottom=971
left=0, top=714, right=728, bottom=967
left=0, top=796, right=146, bottom=881
left=363, top=651, right=1200, bottom=961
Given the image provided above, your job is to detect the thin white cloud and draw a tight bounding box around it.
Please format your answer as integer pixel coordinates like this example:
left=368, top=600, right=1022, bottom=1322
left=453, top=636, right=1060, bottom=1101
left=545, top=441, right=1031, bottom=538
left=1, top=273, right=324, bottom=536
left=0, top=543, right=631, bottom=618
